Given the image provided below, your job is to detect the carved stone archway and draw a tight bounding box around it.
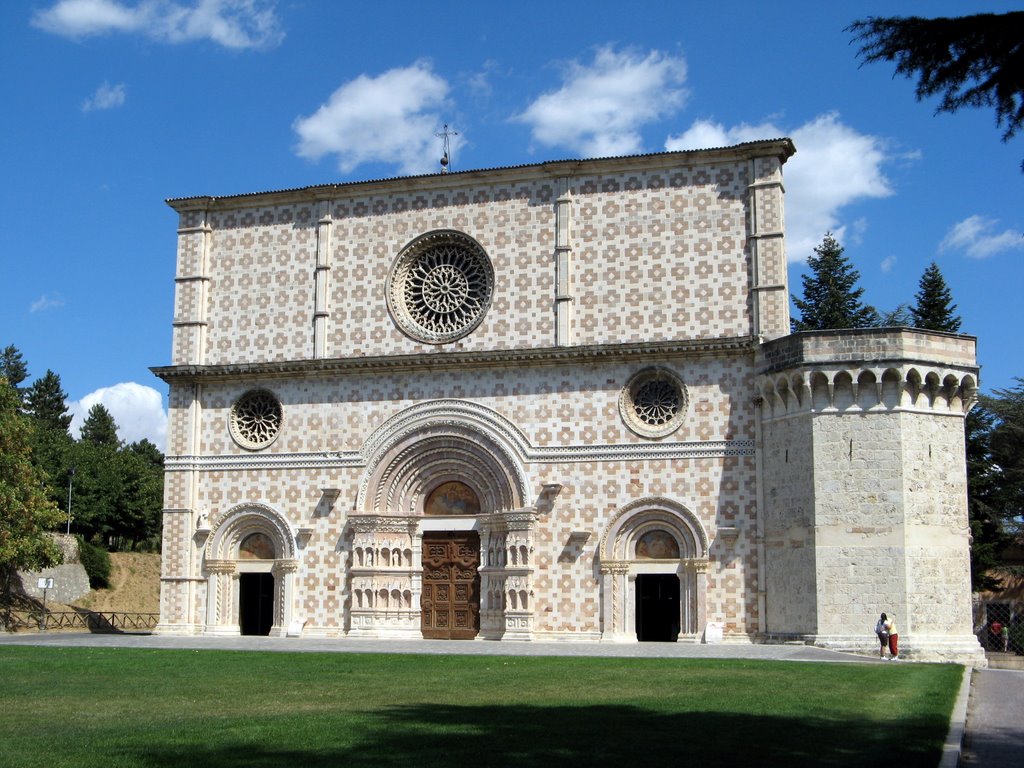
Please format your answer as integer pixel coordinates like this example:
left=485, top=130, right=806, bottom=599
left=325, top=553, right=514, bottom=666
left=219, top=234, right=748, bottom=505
left=348, top=400, right=537, bottom=640
left=203, top=503, right=298, bottom=637
left=598, top=497, right=709, bottom=642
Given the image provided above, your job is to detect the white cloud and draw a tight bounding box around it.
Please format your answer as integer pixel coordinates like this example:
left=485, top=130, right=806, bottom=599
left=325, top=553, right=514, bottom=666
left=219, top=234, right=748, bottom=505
left=666, top=112, right=894, bottom=261
left=939, top=215, right=1024, bottom=259
left=69, top=382, right=168, bottom=448
left=466, top=60, right=497, bottom=99
left=32, top=0, right=284, bottom=50
left=293, top=61, right=451, bottom=176
left=82, top=81, right=126, bottom=112
left=30, top=293, right=66, bottom=312
left=880, top=255, right=897, bottom=274
left=514, top=46, right=687, bottom=157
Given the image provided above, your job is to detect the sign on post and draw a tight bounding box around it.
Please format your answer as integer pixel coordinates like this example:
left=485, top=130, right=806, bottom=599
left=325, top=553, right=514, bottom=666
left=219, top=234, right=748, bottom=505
left=37, top=577, right=53, bottom=631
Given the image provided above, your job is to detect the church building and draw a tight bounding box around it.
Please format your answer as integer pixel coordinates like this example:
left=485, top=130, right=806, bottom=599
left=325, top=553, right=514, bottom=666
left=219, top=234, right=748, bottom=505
left=152, top=139, right=984, bottom=663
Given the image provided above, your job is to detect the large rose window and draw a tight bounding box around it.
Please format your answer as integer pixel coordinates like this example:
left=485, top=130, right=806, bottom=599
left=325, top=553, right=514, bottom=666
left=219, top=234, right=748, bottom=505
left=229, top=389, right=283, bottom=450
left=387, top=230, right=494, bottom=344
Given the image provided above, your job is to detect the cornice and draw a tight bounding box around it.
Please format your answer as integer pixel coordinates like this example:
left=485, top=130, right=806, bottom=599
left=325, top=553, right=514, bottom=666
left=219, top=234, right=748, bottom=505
left=151, top=337, right=757, bottom=383
left=165, top=140, right=796, bottom=213
left=164, top=439, right=755, bottom=473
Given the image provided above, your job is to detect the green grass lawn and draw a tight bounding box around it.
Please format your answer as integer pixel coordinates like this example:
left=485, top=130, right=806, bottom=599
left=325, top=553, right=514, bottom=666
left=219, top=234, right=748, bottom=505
left=0, top=647, right=961, bottom=768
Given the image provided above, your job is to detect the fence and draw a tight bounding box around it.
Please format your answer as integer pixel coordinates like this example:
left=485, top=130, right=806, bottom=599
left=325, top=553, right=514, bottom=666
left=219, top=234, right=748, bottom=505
left=2, top=610, right=159, bottom=633
left=974, top=599, right=1024, bottom=655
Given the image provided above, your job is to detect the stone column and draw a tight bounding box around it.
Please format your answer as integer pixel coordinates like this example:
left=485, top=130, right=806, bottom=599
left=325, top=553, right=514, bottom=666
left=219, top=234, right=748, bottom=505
left=204, top=559, right=238, bottom=635
left=272, top=559, right=299, bottom=637
left=599, top=562, right=630, bottom=641
left=694, top=559, right=709, bottom=635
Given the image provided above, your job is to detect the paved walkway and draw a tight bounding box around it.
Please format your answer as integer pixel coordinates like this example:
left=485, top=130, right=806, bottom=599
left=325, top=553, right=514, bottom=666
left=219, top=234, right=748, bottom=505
left=2, top=632, right=1022, bottom=766
left=961, top=667, right=1024, bottom=766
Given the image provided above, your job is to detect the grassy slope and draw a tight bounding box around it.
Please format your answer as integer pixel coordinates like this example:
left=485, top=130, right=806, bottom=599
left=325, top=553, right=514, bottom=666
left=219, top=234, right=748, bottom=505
left=66, top=552, right=161, bottom=614
left=0, top=648, right=961, bottom=768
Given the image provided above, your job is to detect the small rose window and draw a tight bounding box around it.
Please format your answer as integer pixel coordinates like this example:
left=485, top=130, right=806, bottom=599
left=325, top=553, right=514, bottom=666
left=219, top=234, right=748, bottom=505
left=229, top=389, right=283, bottom=450
left=619, top=367, right=688, bottom=438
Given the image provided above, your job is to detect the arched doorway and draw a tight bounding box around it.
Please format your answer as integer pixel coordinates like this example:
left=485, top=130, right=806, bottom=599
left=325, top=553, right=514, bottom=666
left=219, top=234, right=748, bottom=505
left=598, top=498, right=709, bottom=643
left=203, top=504, right=298, bottom=637
left=351, top=402, right=533, bottom=641
left=238, top=532, right=275, bottom=636
left=635, top=529, right=681, bottom=642
left=420, top=482, right=482, bottom=640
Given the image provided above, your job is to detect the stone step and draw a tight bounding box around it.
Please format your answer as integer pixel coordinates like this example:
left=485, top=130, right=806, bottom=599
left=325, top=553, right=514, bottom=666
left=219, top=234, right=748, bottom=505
left=985, top=652, right=1024, bottom=670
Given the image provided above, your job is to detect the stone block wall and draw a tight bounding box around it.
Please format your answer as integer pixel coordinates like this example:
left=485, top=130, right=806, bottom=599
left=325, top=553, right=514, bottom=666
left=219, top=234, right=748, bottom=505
left=167, top=145, right=795, bottom=371
left=757, top=330, right=984, bottom=663
left=157, top=349, right=761, bottom=638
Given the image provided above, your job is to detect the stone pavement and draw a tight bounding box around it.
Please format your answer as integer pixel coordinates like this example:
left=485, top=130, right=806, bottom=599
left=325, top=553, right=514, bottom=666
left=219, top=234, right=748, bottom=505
left=1, top=632, right=1021, bottom=766
left=960, top=667, right=1024, bottom=766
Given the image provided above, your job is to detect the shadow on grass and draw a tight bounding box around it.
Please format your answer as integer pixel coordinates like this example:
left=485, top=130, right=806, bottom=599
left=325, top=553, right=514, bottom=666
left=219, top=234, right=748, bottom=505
left=130, top=702, right=947, bottom=768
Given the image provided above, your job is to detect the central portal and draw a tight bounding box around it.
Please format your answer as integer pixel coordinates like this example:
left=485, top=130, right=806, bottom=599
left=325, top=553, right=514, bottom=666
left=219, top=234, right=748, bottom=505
left=421, top=531, right=481, bottom=639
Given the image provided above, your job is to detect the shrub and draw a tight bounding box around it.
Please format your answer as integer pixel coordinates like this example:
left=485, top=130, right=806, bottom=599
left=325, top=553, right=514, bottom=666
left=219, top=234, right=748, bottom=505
left=75, top=536, right=110, bottom=589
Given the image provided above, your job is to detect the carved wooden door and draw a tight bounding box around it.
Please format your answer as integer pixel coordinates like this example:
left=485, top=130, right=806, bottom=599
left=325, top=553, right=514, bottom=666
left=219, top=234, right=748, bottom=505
left=421, top=532, right=480, bottom=639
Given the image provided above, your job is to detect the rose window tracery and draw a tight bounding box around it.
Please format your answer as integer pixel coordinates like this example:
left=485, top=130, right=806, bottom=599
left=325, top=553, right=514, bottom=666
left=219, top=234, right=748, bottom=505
left=388, top=230, right=494, bottom=344
left=620, top=367, right=688, bottom=438
left=229, top=389, right=283, bottom=450
left=633, top=379, right=681, bottom=426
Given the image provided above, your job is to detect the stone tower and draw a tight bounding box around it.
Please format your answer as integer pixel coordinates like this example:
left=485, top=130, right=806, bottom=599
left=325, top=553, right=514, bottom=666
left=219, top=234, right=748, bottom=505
left=757, top=329, right=984, bottom=663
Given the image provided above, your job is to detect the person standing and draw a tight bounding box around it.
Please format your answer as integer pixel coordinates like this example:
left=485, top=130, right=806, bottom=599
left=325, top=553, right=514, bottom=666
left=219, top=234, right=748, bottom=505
left=884, top=614, right=899, bottom=660
left=875, top=613, right=889, bottom=659
left=990, top=620, right=1004, bottom=651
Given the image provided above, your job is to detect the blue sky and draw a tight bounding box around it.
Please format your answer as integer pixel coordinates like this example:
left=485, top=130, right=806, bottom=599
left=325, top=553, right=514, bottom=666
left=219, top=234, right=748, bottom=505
left=2, top=1, right=1022, bottom=449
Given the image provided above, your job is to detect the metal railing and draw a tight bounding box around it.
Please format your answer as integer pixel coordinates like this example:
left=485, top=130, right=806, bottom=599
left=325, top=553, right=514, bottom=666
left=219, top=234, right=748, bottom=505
left=3, top=610, right=159, bottom=633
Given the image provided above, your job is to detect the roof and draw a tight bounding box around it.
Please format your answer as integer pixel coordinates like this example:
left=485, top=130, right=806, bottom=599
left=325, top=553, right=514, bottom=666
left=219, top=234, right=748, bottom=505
left=165, top=138, right=796, bottom=211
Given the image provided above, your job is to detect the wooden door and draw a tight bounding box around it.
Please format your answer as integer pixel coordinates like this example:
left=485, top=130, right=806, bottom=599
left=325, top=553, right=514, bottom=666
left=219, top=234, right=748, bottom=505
left=421, top=532, right=480, bottom=639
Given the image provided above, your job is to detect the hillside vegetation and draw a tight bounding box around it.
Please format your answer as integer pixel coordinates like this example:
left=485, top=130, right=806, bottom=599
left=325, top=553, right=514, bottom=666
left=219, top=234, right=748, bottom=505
left=71, top=552, right=161, bottom=614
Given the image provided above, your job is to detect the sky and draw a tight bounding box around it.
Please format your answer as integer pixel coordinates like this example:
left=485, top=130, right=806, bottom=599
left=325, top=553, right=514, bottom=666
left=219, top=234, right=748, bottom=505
left=2, top=0, right=1022, bottom=450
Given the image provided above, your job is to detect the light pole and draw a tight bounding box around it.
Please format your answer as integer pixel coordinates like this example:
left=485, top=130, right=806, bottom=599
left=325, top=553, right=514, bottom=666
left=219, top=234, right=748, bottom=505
left=66, top=466, right=76, bottom=535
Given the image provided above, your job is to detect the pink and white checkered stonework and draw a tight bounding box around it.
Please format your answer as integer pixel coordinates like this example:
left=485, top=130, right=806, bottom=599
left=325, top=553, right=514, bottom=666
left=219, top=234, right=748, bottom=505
left=152, top=140, right=985, bottom=664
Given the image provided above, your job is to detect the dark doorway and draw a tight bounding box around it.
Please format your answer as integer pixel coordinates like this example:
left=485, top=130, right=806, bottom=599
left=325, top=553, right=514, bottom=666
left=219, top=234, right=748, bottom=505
left=239, top=572, right=274, bottom=636
left=636, top=574, right=680, bottom=642
left=421, top=531, right=480, bottom=639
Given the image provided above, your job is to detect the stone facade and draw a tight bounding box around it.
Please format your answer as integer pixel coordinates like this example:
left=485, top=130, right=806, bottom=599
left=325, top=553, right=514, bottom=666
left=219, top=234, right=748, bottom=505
left=152, top=141, right=984, bottom=663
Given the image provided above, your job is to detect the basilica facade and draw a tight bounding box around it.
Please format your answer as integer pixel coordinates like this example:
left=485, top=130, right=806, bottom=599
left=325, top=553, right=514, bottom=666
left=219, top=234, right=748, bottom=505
left=153, top=140, right=984, bottom=662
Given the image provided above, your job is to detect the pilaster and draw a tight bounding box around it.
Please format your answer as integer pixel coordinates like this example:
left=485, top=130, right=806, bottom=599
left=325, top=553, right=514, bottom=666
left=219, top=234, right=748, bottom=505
left=747, top=158, right=789, bottom=339
left=554, top=179, right=573, bottom=345
left=312, top=200, right=332, bottom=358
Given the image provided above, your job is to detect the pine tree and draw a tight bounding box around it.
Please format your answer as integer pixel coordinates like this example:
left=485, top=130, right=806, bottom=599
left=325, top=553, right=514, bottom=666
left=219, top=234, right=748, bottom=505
left=878, top=304, right=913, bottom=327
left=909, top=261, right=962, bottom=332
left=0, top=346, right=29, bottom=404
left=849, top=12, right=1024, bottom=170
left=985, top=379, right=1024, bottom=538
left=966, top=404, right=1007, bottom=590
left=25, top=370, right=73, bottom=434
left=791, top=233, right=879, bottom=331
left=0, top=377, right=63, bottom=609
left=79, top=404, right=121, bottom=449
